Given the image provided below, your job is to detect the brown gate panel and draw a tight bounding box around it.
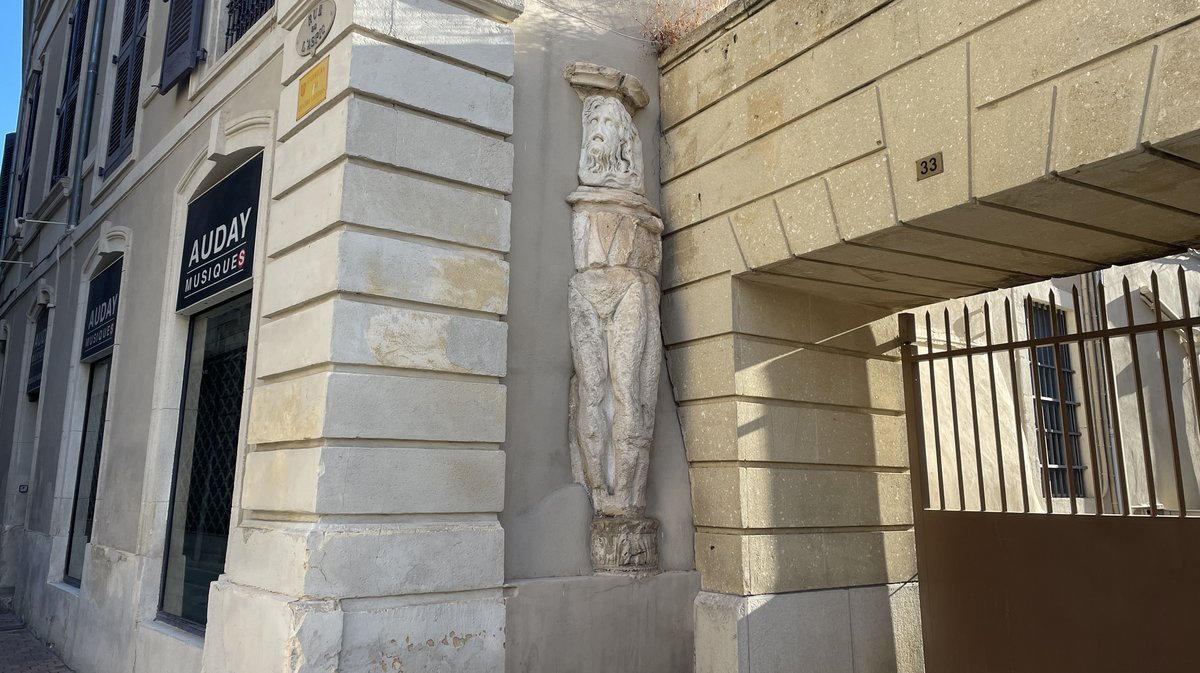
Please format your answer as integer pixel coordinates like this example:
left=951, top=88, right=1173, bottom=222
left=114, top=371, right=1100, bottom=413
left=919, top=511, right=1200, bottom=673
left=900, top=270, right=1200, bottom=673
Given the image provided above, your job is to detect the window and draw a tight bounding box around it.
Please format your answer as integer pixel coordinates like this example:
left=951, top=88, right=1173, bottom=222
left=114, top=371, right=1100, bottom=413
left=1031, top=303, right=1086, bottom=498
left=64, top=357, right=111, bottom=585
left=160, top=293, right=251, bottom=627
left=0, top=132, right=15, bottom=225
left=14, top=70, right=43, bottom=219
left=27, top=307, right=48, bottom=399
left=52, top=0, right=91, bottom=183
left=224, top=0, right=274, bottom=51
left=103, top=0, right=148, bottom=173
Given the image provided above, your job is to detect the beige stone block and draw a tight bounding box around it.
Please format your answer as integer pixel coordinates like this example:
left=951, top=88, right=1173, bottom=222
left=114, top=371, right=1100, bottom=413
left=1049, top=46, right=1154, bottom=173
left=660, top=219, right=747, bottom=290
left=746, top=271, right=932, bottom=311
left=340, top=597, right=506, bottom=672
left=972, top=84, right=1055, bottom=198
left=769, top=257, right=982, bottom=301
left=256, top=297, right=508, bottom=378
left=661, top=0, right=1031, bottom=182
left=661, top=274, right=734, bottom=345
left=689, top=467, right=743, bottom=528
left=972, top=0, right=1197, bottom=105
left=745, top=529, right=917, bottom=594
left=659, top=0, right=888, bottom=128
left=823, top=152, right=896, bottom=242
left=347, top=33, right=512, bottom=134
left=664, top=336, right=737, bottom=402
left=694, top=533, right=749, bottom=596
left=267, top=159, right=511, bottom=257
left=662, top=87, right=882, bottom=233
left=260, top=230, right=509, bottom=317
left=735, top=402, right=908, bottom=468
left=734, top=336, right=904, bottom=412
left=346, top=97, right=513, bottom=193
left=225, top=520, right=504, bottom=598
left=802, top=240, right=1035, bottom=289
left=353, top=0, right=515, bottom=77
left=773, top=176, right=840, bottom=256
left=246, top=372, right=330, bottom=445
left=981, top=176, right=1200, bottom=246
left=277, top=36, right=354, bottom=141
left=272, top=97, right=351, bottom=198
left=739, top=467, right=913, bottom=528
left=915, top=202, right=1173, bottom=265
left=745, top=589, right=853, bottom=672
left=729, top=198, right=792, bottom=270
left=677, top=400, right=739, bottom=462
left=1145, top=22, right=1200, bottom=145
left=247, top=372, right=506, bottom=444
left=849, top=582, right=925, bottom=673
left=856, top=218, right=1096, bottom=278
left=202, top=581, right=341, bottom=673
left=879, top=43, right=970, bottom=222
left=1062, top=150, right=1200, bottom=214
left=241, top=446, right=505, bottom=514
left=732, top=280, right=896, bottom=353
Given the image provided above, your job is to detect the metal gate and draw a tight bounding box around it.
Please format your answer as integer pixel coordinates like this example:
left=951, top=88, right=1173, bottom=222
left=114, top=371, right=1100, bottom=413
left=899, top=269, right=1200, bottom=673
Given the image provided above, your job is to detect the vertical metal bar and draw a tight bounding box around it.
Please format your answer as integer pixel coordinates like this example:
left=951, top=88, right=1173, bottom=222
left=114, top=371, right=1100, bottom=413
left=1048, top=291, right=1079, bottom=514
left=1098, top=282, right=1130, bottom=515
left=1007, top=299, right=1031, bottom=513
left=1179, top=267, right=1200, bottom=518
left=946, top=309, right=966, bottom=510
left=1124, top=277, right=1158, bottom=517
left=984, top=302, right=1008, bottom=512
left=1072, top=285, right=1104, bottom=515
left=900, top=314, right=930, bottom=520
left=1027, top=296, right=1056, bottom=513
left=926, top=311, right=946, bottom=511
left=1151, top=272, right=1187, bottom=517
left=964, top=305, right=986, bottom=511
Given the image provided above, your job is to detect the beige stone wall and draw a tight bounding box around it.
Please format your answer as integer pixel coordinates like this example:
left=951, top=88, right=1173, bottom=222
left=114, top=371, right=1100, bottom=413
left=659, top=0, right=1200, bottom=670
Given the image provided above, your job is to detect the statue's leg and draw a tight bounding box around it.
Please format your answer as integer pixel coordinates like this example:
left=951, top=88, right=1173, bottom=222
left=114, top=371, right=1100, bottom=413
left=568, top=277, right=611, bottom=507
left=607, top=274, right=656, bottom=517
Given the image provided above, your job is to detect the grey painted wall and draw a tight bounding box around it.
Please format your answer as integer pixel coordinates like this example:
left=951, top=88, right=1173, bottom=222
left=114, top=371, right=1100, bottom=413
left=503, top=0, right=696, bottom=580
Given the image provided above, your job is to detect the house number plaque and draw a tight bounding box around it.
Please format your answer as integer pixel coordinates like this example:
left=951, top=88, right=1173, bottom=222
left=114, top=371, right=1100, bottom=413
left=916, top=152, right=944, bottom=181
left=297, top=0, right=336, bottom=57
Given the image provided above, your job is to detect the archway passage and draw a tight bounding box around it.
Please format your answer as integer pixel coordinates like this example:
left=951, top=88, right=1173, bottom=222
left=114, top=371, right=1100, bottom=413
left=657, top=2, right=1200, bottom=671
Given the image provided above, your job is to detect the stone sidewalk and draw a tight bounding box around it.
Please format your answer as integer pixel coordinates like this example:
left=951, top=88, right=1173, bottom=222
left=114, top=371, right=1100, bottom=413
left=0, top=607, right=73, bottom=672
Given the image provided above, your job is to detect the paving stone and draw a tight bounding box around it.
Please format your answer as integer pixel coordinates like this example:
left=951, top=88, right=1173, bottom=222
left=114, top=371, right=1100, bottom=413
left=0, top=609, right=73, bottom=673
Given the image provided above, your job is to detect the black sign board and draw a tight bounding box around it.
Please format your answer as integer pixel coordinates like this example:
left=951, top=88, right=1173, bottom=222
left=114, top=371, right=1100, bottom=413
left=176, top=153, right=262, bottom=312
left=26, top=308, right=48, bottom=397
left=81, top=258, right=123, bottom=362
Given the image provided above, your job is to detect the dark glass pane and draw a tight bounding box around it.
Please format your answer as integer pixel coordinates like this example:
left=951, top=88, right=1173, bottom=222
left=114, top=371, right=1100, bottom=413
left=65, top=357, right=112, bottom=584
left=225, top=0, right=275, bottom=51
left=161, top=294, right=252, bottom=625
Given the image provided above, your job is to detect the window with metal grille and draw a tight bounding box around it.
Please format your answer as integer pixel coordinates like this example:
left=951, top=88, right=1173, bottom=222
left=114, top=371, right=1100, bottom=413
left=159, top=294, right=251, bottom=627
left=103, top=0, right=148, bottom=174
left=225, top=0, right=274, bottom=51
left=1030, top=303, right=1086, bottom=498
left=52, top=0, right=91, bottom=182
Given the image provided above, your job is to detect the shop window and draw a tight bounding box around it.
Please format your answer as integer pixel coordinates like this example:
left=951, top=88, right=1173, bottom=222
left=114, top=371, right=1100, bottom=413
left=64, top=357, right=111, bottom=585
left=27, top=307, right=48, bottom=399
left=160, top=293, right=251, bottom=627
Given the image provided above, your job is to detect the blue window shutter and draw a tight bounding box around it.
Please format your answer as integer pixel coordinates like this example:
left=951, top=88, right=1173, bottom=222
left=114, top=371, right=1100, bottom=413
left=52, top=0, right=91, bottom=182
left=159, top=0, right=205, bottom=94
left=103, top=0, right=148, bottom=171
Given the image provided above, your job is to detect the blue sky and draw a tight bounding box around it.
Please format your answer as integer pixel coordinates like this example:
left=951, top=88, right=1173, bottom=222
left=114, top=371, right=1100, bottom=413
left=1, top=2, right=23, bottom=136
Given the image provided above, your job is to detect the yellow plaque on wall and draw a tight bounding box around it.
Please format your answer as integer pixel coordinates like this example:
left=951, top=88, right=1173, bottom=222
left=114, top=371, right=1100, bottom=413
left=296, top=57, right=329, bottom=120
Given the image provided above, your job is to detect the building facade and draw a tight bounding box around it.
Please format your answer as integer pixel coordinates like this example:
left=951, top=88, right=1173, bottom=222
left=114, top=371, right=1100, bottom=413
left=4, top=0, right=1200, bottom=671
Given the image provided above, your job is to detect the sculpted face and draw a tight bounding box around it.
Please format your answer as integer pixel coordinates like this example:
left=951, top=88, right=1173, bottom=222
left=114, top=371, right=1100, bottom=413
left=579, top=95, right=643, bottom=193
